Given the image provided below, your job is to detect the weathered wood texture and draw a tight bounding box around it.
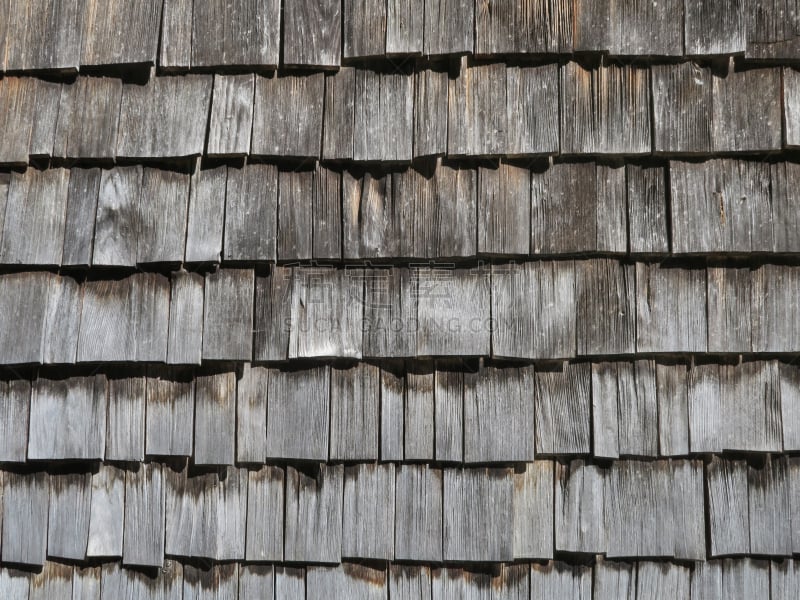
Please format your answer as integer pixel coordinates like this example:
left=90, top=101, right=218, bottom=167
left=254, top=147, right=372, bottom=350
left=284, top=464, right=343, bottom=563
left=282, top=0, right=341, bottom=67
left=207, top=74, right=255, bottom=157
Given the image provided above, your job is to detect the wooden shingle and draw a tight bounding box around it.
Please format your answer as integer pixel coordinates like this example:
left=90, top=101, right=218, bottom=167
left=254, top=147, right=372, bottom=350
left=28, top=375, right=106, bottom=460
left=687, top=363, right=722, bottom=453
left=362, top=267, right=418, bottom=358
left=751, top=265, right=800, bottom=353
left=786, top=68, right=800, bottom=147
left=390, top=566, right=432, bottom=600
left=253, top=266, right=293, bottom=361
left=707, top=457, right=750, bottom=556
left=202, top=269, right=254, bottom=361
left=330, top=363, right=380, bottom=461
left=477, top=163, right=530, bottom=255
left=423, top=0, right=473, bottom=55
left=636, top=264, right=707, bottom=354
left=47, top=473, right=92, bottom=560
left=782, top=363, right=800, bottom=451
left=651, top=63, right=713, bottom=154
left=207, top=74, right=255, bottom=157
left=722, top=559, right=771, bottom=600
left=275, top=567, right=305, bottom=598
left=0, top=272, right=51, bottom=364
left=73, top=567, right=101, bottom=600
left=159, top=0, right=193, bottom=69
left=183, top=565, right=238, bottom=600
left=190, top=0, right=280, bottom=67
left=266, top=367, right=330, bottom=461
left=53, top=76, right=122, bottom=159
left=534, top=362, right=591, bottom=455
left=386, top=0, right=424, bottom=54
left=307, top=565, right=387, bottom=600
left=748, top=457, right=792, bottom=556
left=282, top=0, right=341, bottom=67
left=185, top=166, right=226, bottom=263
left=1, top=472, right=49, bottom=566
left=475, top=0, right=574, bottom=54
left=576, top=259, right=635, bottom=356
left=62, top=168, right=101, bottom=267
left=29, top=562, right=73, bottom=600
left=342, top=463, right=396, bottom=560
left=414, top=69, right=448, bottom=157
left=312, top=165, right=342, bottom=260
left=405, top=370, right=435, bottom=461
left=145, top=372, right=194, bottom=457
left=277, top=168, right=314, bottom=261
left=434, top=368, right=463, bottom=463
left=593, top=560, right=635, bottom=600
left=0, top=381, right=30, bottom=462
left=342, top=171, right=397, bottom=259
left=492, top=261, right=576, bottom=360
left=252, top=73, right=324, bottom=158
left=194, top=371, right=236, bottom=465
left=0, top=77, right=61, bottom=164
left=102, top=561, right=183, bottom=600
left=245, top=467, right=284, bottom=562
left=323, top=67, right=356, bottom=160
left=685, top=0, right=747, bottom=55
left=87, top=466, right=125, bottom=558
left=513, top=461, right=554, bottom=560
left=637, top=563, right=690, bottom=600
left=80, top=0, right=162, bottom=66
left=506, top=64, right=559, bottom=156
left=92, top=166, right=142, bottom=267
left=772, top=558, right=800, bottom=599
left=395, top=465, right=443, bottom=562
left=627, top=165, right=668, bottom=254
left=530, top=562, right=591, bottom=600
left=381, top=369, right=405, bottom=461
left=344, top=0, right=387, bottom=58
left=354, top=70, right=414, bottom=162
left=657, top=363, right=690, bottom=456
left=771, top=162, right=800, bottom=253
left=236, top=364, right=268, bottom=463
left=4, top=0, right=82, bottom=71
left=167, top=270, right=204, bottom=365
left=137, top=168, right=190, bottom=264
left=123, top=463, right=165, bottom=567
left=284, top=464, right=343, bottom=563
left=432, top=565, right=529, bottom=599
left=443, top=468, right=514, bottom=562
left=712, top=68, right=782, bottom=152
left=240, top=565, right=275, bottom=600
left=555, top=460, right=606, bottom=554
left=1, top=168, right=69, bottom=266
left=105, top=376, right=146, bottom=462
left=560, top=63, right=651, bottom=155
left=447, top=61, right=506, bottom=156
left=463, top=365, right=536, bottom=463
left=223, top=164, right=278, bottom=262
left=41, top=273, right=82, bottom=364
left=117, top=74, right=213, bottom=159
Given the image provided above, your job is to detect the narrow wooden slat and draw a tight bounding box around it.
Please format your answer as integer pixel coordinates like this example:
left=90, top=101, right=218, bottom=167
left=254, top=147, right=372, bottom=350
left=786, top=68, right=800, bottom=147
left=492, top=261, right=576, bottom=360
left=657, top=363, right=690, bottom=456
left=651, top=63, right=712, bottom=154
left=782, top=364, right=800, bottom=451
left=159, top=0, right=193, bottom=69
left=749, top=457, right=792, bottom=556
left=185, top=166, right=226, bottom=263
left=137, top=168, right=189, bottom=264
left=447, top=61, right=506, bottom=156
left=595, top=164, right=627, bottom=254
left=80, top=0, right=162, bottom=66
left=164, top=466, right=201, bottom=557
left=266, top=367, right=330, bottom=460
left=707, top=268, right=753, bottom=354
left=1, top=168, right=69, bottom=266
left=707, top=457, right=750, bottom=556
left=322, top=67, right=355, bottom=160
left=477, top=164, right=530, bottom=255
left=123, top=463, right=165, bottom=567
left=191, top=0, right=280, bottom=67
left=343, top=463, right=396, bottom=560
left=4, top=0, right=82, bottom=71
left=223, top=164, right=278, bottom=262
left=92, top=166, right=142, bottom=267
left=534, top=362, right=591, bottom=455
left=772, top=559, right=800, bottom=600
left=381, top=368, right=405, bottom=461
left=28, top=376, right=106, bottom=460
left=560, top=63, right=651, bottom=155
left=277, top=169, right=314, bottom=260
left=354, top=70, right=414, bottom=162
left=343, top=0, right=387, bottom=58
left=284, top=464, right=343, bottom=563
left=117, top=74, right=213, bottom=159
left=414, top=69, right=448, bottom=156
left=593, top=560, right=635, bottom=600
left=53, top=77, right=122, bottom=159
left=330, top=363, right=380, bottom=460
left=167, top=271, right=204, bottom=365
left=282, top=0, right=341, bottom=67
left=423, top=0, right=473, bottom=55
left=555, top=461, right=606, bottom=553
left=253, top=266, right=293, bottom=361
left=685, top=0, right=746, bottom=55
left=434, top=368, right=463, bottom=463
left=240, top=566, right=274, bottom=600
left=395, top=465, right=442, bottom=561
left=443, top=468, right=513, bottom=562
left=87, top=466, right=125, bottom=558
left=752, top=265, right=800, bottom=353
left=636, top=264, right=707, bottom=353
left=145, top=371, right=194, bottom=457
left=1, top=472, right=49, bottom=566
left=575, top=259, right=635, bottom=356
left=464, top=365, right=535, bottom=462
left=245, top=467, right=284, bottom=562
left=307, top=565, right=386, bottom=600
left=47, top=473, right=91, bottom=560
left=106, top=376, right=146, bottom=462
left=688, top=363, right=722, bottom=453
left=712, top=68, right=782, bottom=152
left=237, top=364, right=268, bottom=463
left=627, top=165, right=668, bottom=254
left=0, top=272, right=51, bottom=364
left=341, top=171, right=396, bottom=259
left=208, top=74, right=255, bottom=157
left=202, top=269, right=254, bottom=361
left=41, top=273, right=82, bottom=364
left=62, top=168, right=101, bottom=267
left=313, top=165, right=342, bottom=260
left=194, top=371, right=236, bottom=465
left=506, top=64, right=559, bottom=155
left=0, top=381, right=30, bottom=462
left=404, top=370, right=435, bottom=461
left=513, top=461, right=554, bottom=559
left=386, top=0, right=424, bottom=54
left=530, top=562, right=590, bottom=599
left=771, top=162, right=800, bottom=253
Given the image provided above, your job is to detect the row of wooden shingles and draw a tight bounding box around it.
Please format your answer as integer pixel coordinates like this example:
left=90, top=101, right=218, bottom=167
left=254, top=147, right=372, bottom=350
left=2, top=61, right=800, bottom=165
left=3, top=158, right=800, bottom=270
left=1, top=359, right=799, bottom=466
left=2, top=0, right=798, bottom=74
left=0, top=261, right=797, bottom=364
left=6, top=557, right=800, bottom=600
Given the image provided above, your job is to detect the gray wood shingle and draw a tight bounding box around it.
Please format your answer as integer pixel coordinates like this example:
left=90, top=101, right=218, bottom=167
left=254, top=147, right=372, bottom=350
left=123, top=463, right=166, bottom=567
left=4, top=0, right=82, bottom=71
left=386, top=0, right=424, bottom=54
left=80, top=0, right=162, bottom=66
left=477, top=163, right=530, bottom=255
left=185, top=165, right=226, bottom=263
left=395, top=465, right=442, bottom=562
left=475, top=0, right=574, bottom=54
left=513, top=461, right=554, bottom=560
left=202, top=269, right=254, bottom=361
left=530, top=562, right=591, bottom=600
left=685, top=0, right=746, bottom=55
left=137, top=168, right=190, bottom=264
left=245, top=466, right=284, bottom=562
left=0, top=381, right=30, bottom=462
left=223, top=164, right=278, bottom=262
left=282, top=0, right=341, bottom=67
left=330, top=363, right=380, bottom=461
left=342, top=463, right=396, bottom=560
left=423, top=0, right=473, bottom=55
left=62, top=168, right=101, bottom=267
left=576, top=259, right=636, bottom=356
left=92, top=166, right=142, bottom=267
left=253, top=266, right=293, bottom=361
left=87, top=466, right=125, bottom=558
left=712, top=68, right=782, bottom=152
left=236, top=364, right=268, bottom=463
left=47, top=473, right=92, bottom=561
left=651, top=63, right=713, bottom=154
left=434, top=368, right=463, bottom=463
left=167, top=270, right=204, bottom=365
left=354, top=70, right=414, bottom=162
left=534, top=362, right=591, bottom=455
left=53, top=76, right=122, bottom=159
left=555, top=460, right=606, bottom=554
left=194, top=371, right=237, bottom=465
left=307, top=565, right=387, bottom=600
left=1, top=472, right=49, bottom=566
left=105, top=376, right=146, bottom=462
left=145, top=372, right=194, bottom=457
left=405, top=369, right=435, bottom=461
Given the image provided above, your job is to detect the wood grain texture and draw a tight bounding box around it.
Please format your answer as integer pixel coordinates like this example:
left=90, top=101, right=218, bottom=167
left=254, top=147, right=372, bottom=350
left=207, top=74, right=254, bottom=157
left=252, top=73, right=324, bottom=157
left=53, top=76, right=122, bottom=159
left=202, top=269, right=254, bottom=361
left=772, top=559, right=800, bottom=600
left=0, top=77, right=61, bottom=164
left=688, top=363, right=723, bottom=453
left=535, top=362, right=591, bottom=455
left=277, top=168, right=314, bottom=260
left=432, top=565, right=529, bottom=599
left=101, top=561, right=182, bottom=600
left=28, top=375, right=106, bottom=460
left=434, top=368, right=463, bottom=463
left=87, top=466, right=125, bottom=558
left=47, top=473, right=92, bottom=560
left=363, top=267, right=418, bottom=357
left=167, top=270, right=204, bottom=365
left=62, top=168, right=101, bottom=266
left=80, top=0, right=162, bottom=66
left=657, top=363, right=690, bottom=456
left=342, top=463, right=395, bottom=559
left=595, top=164, right=627, bottom=254
left=712, top=68, right=782, bottom=152
left=223, top=164, right=278, bottom=261
left=636, top=264, right=707, bottom=353
left=312, top=165, right=342, bottom=260
left=381, top=368, right=405, bottom=461
left=463, top=365, right=535, bottom=462
left=722, top=558, right=770, bottom=599
left=194, top=371, right=236, bottom=465
left=652, top=63, right=713, bottom=154
left=307, top=565, right=387, bottom=600
left=1, top=472, right=49, bottom=566
left=284, top=464, right=343, bottom=563
left=342, top=171, right=396, bottom=258
left=685, top=0, right=746, bottom=55
left=395, top=465, right=442, bottom=562
left=786, top=68, right=800, bottom=147
left=592, top=560, right=635, bottom=600
left=560, top=63, right=651, bottom=155
left=530, top=562, right=591, bottom=600
left=145, top=372, right=194, bottom=457
left=106, top=376, right=146, bottom=461
left=323, top=67, right=356, bottom=160
left=475, top=0, right=574, bottom=54
left=414, top=69, right=448, bottom=156
left=0, top=272, right=50, bottom=364
left=0, top=381, right=30, bottom=462
left=117, top=74, right=212, bottom=159
left=159, top=0, right=192, bottom=69
left=123, top=463, right=166, bottom=567
left=443, top=468, right=513, bottom=562
left=4, top=0, right=82, bottom=71
left=555, top=460, right=606, bottom=554
left=402, top=369, right=434, bottom=460
left=506, top=64, right=559, bottom=155
left=183, top=564, right=238, bottom=600
left=771, top=162, right=800, bottom=253
left=576, top=259, right=635, bottom=356
left=390, top=565, right=431, bottom=600
left=191, top=0, right=280, bottom=67
left=41, top=273, right=82, bottom=364
left=477, top=163, right=530, bottom=255
left=354, top=70, right=414, bottom=162
left=492, top=261, right=576, bottom=360
left=92, top=166, right=142, bottom=267
left=137, top=168, right=190, bottom=264
left=29, top=562, right=73, bottom=600
left=253, top=266, right=293, bottom=361
left=627, top=165, right=668, bottom=254
left=282, top=0, right=341, bottom=67
left=423, top=0, right=473, bottom=55
left=73, top=567, right=101, bottom=600
left=748, top=457, right=792, bottom=556
left=240, top=565, right=274, bottom=600
left=513, top=461, right=554, bottom=559
left=637, top=563, right=690, bottom=600
left=267, top=367, right=330, bottom=460
left=447, top=60, right=506, bottom=156
left=751, top=265, right=800, bottom=353
left=237, top=364, right=268, bottom=463
left=185, top=166, right=226, bottom=263
left=344, top=0, right=387, bottom=58
left=330, top=363, right=380, bottom=460
left=708, top=457, right=750, bottom=556
left=245, top=467, right=284, bottom=561
left=386, top=0, right=424, bottom=54
left=1, top=168, right=69, bottom=266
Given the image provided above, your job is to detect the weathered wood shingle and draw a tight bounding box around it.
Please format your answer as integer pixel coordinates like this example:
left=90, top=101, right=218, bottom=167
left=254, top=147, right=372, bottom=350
left=267, top=367, right=330, bottom=460
left=207, top=74, right=255, bottom=157
left=80, top=0, right=162, bottom=67
left=53, top=77, right=122, bottom=159
left=284, top=464, right=343, bottom=563
left=223, top=164, right=278, bottom=262
left=342, top=463, right=395, bottom=560
left=282, top=0, right=341, bottom=67
left=194, top=372, right=237, bottom=465
left=1, top=472, right=49, bottom=566
left=535, top=363, right=591, bottom=455
left=202, top=269, right=254, bottom=361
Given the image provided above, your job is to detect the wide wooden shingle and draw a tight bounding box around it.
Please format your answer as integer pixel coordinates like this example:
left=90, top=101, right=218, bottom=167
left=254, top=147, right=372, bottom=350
left=80, top=0, right=162, bottom=66
left=342, top=463, right=395, bottom=560
left=423, top=0, right=473, bottom=55
left=284, top=464, right=343, bottom=563
left=576, top=259, right=635, bottom=356
left=1, top=472, right=49, bottom=566
left=145, top=372, right=194, bottom=457
left=390, top=566, right=431, bottom=600
left=707, top=457, right=750, bottom=556
left=307, top=565, right=387, bottom=600
left=344, top=0, right=387, bottom=58
left=330, top=363, right=380, bottom=460
left=0, top=77, right=61, bottom=164
left=535, top=362, right=591, bottom=455
left=651, top=63, right=713, bottom=154
left=267, top=367, right=330, bottom=460
left=4, top=0, right=82, bottom=71
left=751, top=265, right=800, bottom=353
left=685, top=0, right=747, bottom=55
left=477, top=163, right=530, bottom=255
left=475, top=0, right=574, bottom=54
left=712, top=68, right=782, bottom=152
left=137, top=168, right=190, bottom=264
left=202, top=269, right=254, bottom=361
left=555, top=461, right=606, bottom=555
left=223, top=164, right=278, bottom=261
left=627, top=165, right=669, bottom=254
left=282, top=0, right=341, bottom=67
left=53, top=77, right=122, bottom=159
left=386, top=0, right=424, bottom=54
left=0, top=272, right=52, bottom=364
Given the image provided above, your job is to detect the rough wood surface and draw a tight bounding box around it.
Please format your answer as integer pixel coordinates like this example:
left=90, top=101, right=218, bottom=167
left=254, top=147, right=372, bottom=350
left=183, top=564, right=238, bottom=600
left=404, top=370, right=435, bottom=460
left=531, top=562, right=591, bottom=599
left=194, top=371, right=236, bottom=465
left=555, top=460, right=606, bottom=554
left=53, top=76, right=122, bottom=159
left=92, top=166, right=142, bottom=267
left=185, top=166, right=226, bottom=263
left=0, top=272, right=50, bottom=364
left=282, top=0, right=341, bottom=67
left=167, top=270, right=204, bottom=365
left=80, top=0, right=162, bottom=66
left=751, top=265, right=800, bottom=353
left=414, top=69, right=448, bottom=156
left=207, top=74, right=254, bottom=157
left=506, top=64, right=559, bottom=155
left=576, top=259, right=635, bottom=355
left=593, top=560, right=635, bottom=600
left=106, top=376, right=146, bottom=461
left=159, top=0, right=193, bottom=69
left=223, top=164, right=278, bottom=261
left=386, top=0, right=424, bottom=54
left=476, top=0, right=574, bottom=54
left=307, top=565, right=387, bottom=600
left=344, top=0, right=387, bottom=58
left=137, top=168, right=189, bottom=264
left=786, top=68, right=800, bottom=147
left=277, top=169, right=314, bottom=260
left=535, top=363, right=591, bottom=455
left=62, top=168, right=101, bottom=266
left=707, top=457, right=750, bottom=556
left=87, top=466, right=125, bottom=558
left=123, top=463, right=165, bottom=567
left=145, top=372, right=195, bottom=457
left=47, top=473, right=92, bottom=560
left=330, top=363, right=380, bottom=460
left=1, top=472, right=49, bottom=566
left=236, top=364, right=268, bottom=463
left=29, top=561, right=73, bottom=600
left=423, top=0, right=473, bottom=55
left=202, top=269, right=254, bottom=361
left=342, top=463, right=395, bottom=560
left=323, top=67, right=355, bottom=160
left=652, top=63, right=713, bottom=154
left=685, top=0, right=746, bottom=55
left=390, top=565, right=431, bottom=600
left=712, top=68, right=782, bottom=152
left=477, top=164, right=530, bottom=255
left=240, top=565, right=274, bottom=600
left=748, top=457, right=792, bottom=556
left=253, top=266, right=293, bottom=361
left=513, top=461, right=554, bottom=559
left=447, top=61, right=506, bottom=156
left=245, top=467, right=284, bottom=562
left=41, top=273, right=82, bottom=364
left=354, top=70, right=414, bottom=162
left=0, top=381, right=30, bottom=462
left=4, top=0, right=82, bottom=71
left=381, top=369, right=405, bottom=461
left=627, top=165, right=668, bottom=253
left=395, top=465, right=442, bottom=562
left=434, top=368, right=463, bottom=463
left=657, top=363, right=690, bottom=456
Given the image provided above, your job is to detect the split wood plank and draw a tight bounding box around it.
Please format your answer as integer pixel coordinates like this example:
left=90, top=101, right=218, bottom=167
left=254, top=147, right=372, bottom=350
left=506, top=64, right=559, bottom=155
left=432, top=565, right=529, bottom=599
left=167, top=270, right=204, bottom=365
left=223, top=164, right=278, bottom=261
left=414, top=69, right=448, bottom=157
left=183, top=564, right=238, bottom=600
left=342, top=168, right=398, bottom=258
left=530, top=562, right=591, bottom=600
left=477, top=163, right=530, bottom=255
left=475, top=0, right=574, bottom=54
left=0, top=272, right=51, bottom=364
left=29, top=562, right=73, bottom=600
left=41, top=273, right=82, bottom=364
left=62, top=167, right=101, bottom=267
left=423, top=0, right=474, bottom=55
left=92, top=166, right=142, bottom=267
left=751, top=265, right=800, bottom=353
left=593, top=560, right=635, bottom=600
left=575, top=259, right=635, bottom=356
left=722, top=559, right=771, bottom=599
left=202, top=269, right=254, bottom=361
left=786, top=68, right=800, bottom=147
left=771, top=162, right=800, bottom=253
left=323, top=67, right=356, bottom=160
left=53, top=76, right=122, bottom=159
left=637, top=563, right=690, bottom=600
left=362, top=267, right=418, bottom=358
left=207, top=74, right=255, bottom=157
left=137, top=167, right=190, bottom=264
left=627, top=165, right=668, bottom=254
left=405, top=369, right=435, bottom=460
left=284, top=464, right=343, bottom=563
left=434, top=368, right=463, bottom=463
left=240, top=565, right=275, bottom=600
left=386, top=0, right=424, bottom=54
left=390, top=566, right=432, bottom=600
left=307, top=565, right=387, bottom=600
left=237, top=364, right=268, bottom=463
left=712, top=68, right=782, bottom=152
left=344, top=0, right=387, bottom=58
left=554, top=460, right=606, bottom=554
left=354, top=70, right=414, bottom=162
left=447, top=60, right=506, bottom=156
left=513, top=461, right=554, bottom=559
left=749, top=457, right=792, bottom=556
left=685, top=0, right=747, bottom=55
left=253, top=266, right=293, bottom=361
left=707, top=457, right=750, bottom=556
left=194, top=371, right=237, bottom=465
left=313, top=165, right=342, bottom=260
left=651, top=63, right=713, bottom=154
left=380, top=368, right=405, bottom=461
left=277, top=168, right=314, bottom=260
left=0, top=77, right=61, bottom=164
left=159, top=0, right=193, bottom=69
